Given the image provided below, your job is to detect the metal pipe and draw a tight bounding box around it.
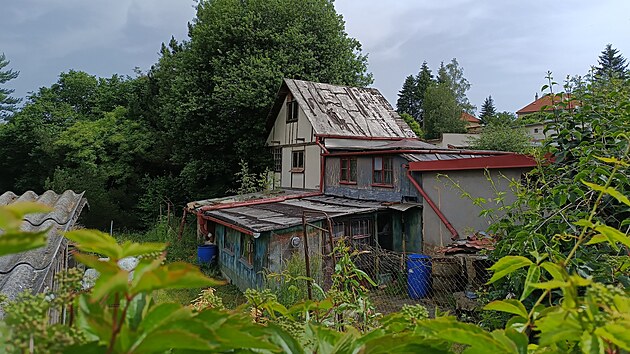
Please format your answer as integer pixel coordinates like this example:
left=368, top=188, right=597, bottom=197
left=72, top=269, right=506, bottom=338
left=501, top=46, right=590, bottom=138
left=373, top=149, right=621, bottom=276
left=315, top=136, right=329, bottom=193
left=404, top=166, right=459, bottom=240
left=302, top=213, right=313, bottom=300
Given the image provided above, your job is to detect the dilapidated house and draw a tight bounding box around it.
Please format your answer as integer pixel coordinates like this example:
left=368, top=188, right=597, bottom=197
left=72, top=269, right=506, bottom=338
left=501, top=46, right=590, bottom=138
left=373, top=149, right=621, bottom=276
left=188, top=79, right=536, bottom=291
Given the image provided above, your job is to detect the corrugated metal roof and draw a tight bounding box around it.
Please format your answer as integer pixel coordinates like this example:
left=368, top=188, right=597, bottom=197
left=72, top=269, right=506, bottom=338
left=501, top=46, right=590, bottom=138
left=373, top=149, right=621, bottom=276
left=0, top=190, right=87, bottom=300
left=325, top=138, right=441, bottom=151
left=401, top=152, right=496, bottom=162
left=200, top=195, right=386, bottom=233
left=267, top=79, right=416, bottom=139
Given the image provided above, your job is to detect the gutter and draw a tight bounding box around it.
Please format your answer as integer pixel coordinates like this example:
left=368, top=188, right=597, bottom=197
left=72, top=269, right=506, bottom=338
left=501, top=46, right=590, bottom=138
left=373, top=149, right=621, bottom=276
left=314, top=134, right=408, bottom=141
left=199, top=214, right=258, bottom=237
left=404, top=166, right=459, bottom=240
left=324, top=149, right=509, bottom=157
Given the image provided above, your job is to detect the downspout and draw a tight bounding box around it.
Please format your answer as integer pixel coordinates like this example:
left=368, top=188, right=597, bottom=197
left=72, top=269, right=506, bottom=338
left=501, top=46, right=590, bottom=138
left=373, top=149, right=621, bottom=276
left=315, top=136, right=329, bottom=193
left=404, top=165, right=459, bottom=240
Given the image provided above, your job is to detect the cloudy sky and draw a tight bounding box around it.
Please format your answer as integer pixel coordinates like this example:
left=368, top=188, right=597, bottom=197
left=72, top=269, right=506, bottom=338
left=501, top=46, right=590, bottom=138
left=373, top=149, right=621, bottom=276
left=2, top=0, right=629, bottom=113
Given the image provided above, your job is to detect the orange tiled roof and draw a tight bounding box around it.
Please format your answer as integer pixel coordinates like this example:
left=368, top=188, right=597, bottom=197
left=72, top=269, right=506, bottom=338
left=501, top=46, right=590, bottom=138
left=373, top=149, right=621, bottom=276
left=461, top=112, right=480, bottom=123
left=516, top=94, right=578, bottom=115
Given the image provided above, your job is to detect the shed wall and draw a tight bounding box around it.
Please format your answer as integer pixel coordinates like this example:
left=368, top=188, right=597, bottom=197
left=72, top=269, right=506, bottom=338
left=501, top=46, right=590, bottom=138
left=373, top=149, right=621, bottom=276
left=420, top=169, right=525, bottom=254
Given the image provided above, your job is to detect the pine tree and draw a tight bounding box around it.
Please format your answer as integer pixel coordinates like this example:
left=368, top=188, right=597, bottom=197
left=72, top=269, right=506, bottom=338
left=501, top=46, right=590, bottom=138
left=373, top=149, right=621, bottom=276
left=479, top=96, right=496, bottom=125
left=437, top=62, right=449, bottom=85
left=596, top=44, right=628, bottom=79
left=396, top=75, right=419, bottom=119
left=415, top=61, right=434, bottom=125
left=0, top=53, right=20, bottom=120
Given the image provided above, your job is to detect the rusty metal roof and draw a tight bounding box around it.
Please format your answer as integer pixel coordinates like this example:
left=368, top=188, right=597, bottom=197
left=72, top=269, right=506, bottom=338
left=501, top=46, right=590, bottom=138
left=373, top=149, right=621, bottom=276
left=0, top=190, right=87, bottom=300
left=267, top=79, right=416, bottom=139
left=196, top=195, right=387, bottom=233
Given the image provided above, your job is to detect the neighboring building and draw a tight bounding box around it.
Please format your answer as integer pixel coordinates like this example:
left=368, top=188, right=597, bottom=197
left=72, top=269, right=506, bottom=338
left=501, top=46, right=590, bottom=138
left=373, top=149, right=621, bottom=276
left=426, top=133, right=478, bottom=149
left=0, top=190, right=87, bottom=319
left=461, top=112, right=482, bottom=133
left=516, top=93, right=578, bottom=119
left=188, top=136, right=536, bottom=291
left=265, top=79, right=416, bottom=190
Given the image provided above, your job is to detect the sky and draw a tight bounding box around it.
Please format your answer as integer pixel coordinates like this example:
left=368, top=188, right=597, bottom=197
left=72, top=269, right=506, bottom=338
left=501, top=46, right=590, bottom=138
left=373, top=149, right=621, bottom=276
left=1, top=0, right=629, bottom=114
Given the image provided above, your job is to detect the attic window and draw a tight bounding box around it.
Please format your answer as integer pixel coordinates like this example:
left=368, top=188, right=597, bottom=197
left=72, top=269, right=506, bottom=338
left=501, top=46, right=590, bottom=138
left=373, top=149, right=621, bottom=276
left=286, top=97, right=299, bottom=123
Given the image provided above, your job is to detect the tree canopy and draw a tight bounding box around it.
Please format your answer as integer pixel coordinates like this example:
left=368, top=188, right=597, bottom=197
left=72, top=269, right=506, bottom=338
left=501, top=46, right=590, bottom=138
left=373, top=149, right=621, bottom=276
left=422, top=83, right=467, bottom=139
left=0, top=53, right=20, bottom=120
left=596, top=44, right=628, bottom=79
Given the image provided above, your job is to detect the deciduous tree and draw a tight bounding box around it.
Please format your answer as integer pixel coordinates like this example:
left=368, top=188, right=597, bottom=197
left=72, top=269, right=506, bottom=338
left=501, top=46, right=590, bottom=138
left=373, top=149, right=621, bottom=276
left=422, top=83, right=466, bottom=139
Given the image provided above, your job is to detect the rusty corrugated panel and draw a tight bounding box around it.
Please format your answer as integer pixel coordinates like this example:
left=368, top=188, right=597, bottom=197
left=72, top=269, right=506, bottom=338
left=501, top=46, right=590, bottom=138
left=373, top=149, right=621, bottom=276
left=0, top=190, right=87, bottom=302
left=286, top=79, right=416, bottom=138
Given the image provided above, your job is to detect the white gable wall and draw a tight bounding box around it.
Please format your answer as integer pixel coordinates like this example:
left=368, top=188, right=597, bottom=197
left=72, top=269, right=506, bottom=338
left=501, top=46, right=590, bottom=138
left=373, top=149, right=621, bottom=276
left=267, top=95, right=321, bottom=190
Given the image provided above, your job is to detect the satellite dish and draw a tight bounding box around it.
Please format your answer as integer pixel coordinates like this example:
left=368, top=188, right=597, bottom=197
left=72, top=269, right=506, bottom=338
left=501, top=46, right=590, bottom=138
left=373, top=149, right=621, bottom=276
left=290, top=236, right=301, bottom=248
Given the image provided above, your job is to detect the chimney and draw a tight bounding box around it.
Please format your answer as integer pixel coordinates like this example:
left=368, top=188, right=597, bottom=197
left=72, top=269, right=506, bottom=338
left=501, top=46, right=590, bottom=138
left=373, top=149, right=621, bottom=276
left=535, top=93, right=538, bottom=100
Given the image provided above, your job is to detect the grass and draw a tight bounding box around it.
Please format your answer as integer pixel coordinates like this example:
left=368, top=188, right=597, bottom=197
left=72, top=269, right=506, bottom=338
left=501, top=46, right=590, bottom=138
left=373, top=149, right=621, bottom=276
left=116, top=215, right=246, bottom=308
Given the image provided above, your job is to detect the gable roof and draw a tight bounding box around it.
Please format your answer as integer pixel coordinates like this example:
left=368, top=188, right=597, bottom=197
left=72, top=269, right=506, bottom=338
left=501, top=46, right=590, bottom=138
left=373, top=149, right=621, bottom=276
left=267, top=79, right=416, bottom=139
left=516, top=94, right=578, bottom=115
left=461, top=112, right=480, bottom=123
left=0, top=190, right=87, bottom=301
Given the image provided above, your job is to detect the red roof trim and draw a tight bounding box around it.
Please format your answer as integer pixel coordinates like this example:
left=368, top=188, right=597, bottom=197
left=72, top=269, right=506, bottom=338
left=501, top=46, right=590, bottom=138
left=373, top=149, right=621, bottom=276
left=407, top=154, right=537, bottom=172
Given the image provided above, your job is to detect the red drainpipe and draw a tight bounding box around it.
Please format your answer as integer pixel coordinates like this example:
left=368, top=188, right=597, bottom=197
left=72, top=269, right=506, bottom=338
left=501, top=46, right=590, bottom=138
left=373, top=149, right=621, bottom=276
left=315, top=136, right=329, bottom=193
left=324, top=149, right=508, bottom=157
left=404, top=166, right=459, bottom=240
left=199, top=213, right=256, bottom=236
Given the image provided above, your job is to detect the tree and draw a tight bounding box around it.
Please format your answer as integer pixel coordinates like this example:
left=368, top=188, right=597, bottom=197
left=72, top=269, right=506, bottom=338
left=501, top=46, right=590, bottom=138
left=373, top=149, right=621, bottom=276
left=478, top=95, right=496, bottom=124
left=595, top=43, right=628, bottom=79
left=0, top=53, right=20, bottom=120
left=151, top=0, right=372, bottom=200
left=444, top=58, right=475, bottom=114
left=422, top=83, right=466, bottom=139
left=400, top=112, right=423, bottom=138
left=396, top=75, right=419, bottom=119
left=468, top=123, right=530, bottom=153
left=415, top=61, right=434, bottom=125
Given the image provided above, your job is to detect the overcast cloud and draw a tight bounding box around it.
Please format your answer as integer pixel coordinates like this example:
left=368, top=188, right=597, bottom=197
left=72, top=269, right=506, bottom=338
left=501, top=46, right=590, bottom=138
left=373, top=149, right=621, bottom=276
left=2, top=0, right=629, bottom=113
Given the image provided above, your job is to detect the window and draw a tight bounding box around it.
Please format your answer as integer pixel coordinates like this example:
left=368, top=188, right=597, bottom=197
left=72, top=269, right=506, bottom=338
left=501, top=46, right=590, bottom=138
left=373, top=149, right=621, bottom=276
left=291, top=150, right=304, bottom=172
left=533, top=128, right=539, bottom=134
left=286, top=100, right=299, bottom=122
left=332, top=221, right=345, bottom=239
left=373, top=156, right=393, bottom=186
left=351, top=219, right=372, bottom=242
left=223, top=231, right=235, bottom=254
left=241, top=234, right=254, bottom=265
left=272, top=147, right=282, bottom=172
left=340, top=157, right=357, bottom=183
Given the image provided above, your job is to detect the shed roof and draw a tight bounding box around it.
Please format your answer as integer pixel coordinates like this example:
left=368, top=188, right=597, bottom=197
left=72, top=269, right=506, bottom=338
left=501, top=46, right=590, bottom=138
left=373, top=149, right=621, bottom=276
left=267, top=79, right=416, bottom=139
left=192, top=194, right=399, bottom=233
left=0, top=190, right=87, bottom=300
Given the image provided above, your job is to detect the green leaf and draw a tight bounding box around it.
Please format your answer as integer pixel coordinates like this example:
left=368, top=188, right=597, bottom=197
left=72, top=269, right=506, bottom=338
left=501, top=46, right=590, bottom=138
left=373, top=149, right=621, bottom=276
left=487, top=256, right=533, bottom=284
left=0, top=202, right=52, bottom=230
left=594, top=322, right=630, bottom=351
left=582, top=181, right=630, bottom=207
left=64, top=229, right=123, bottom=260
left=0, top=230, right=48, bottom=256
left=540, top=262, right=565, bottom=281
left=131, top=262, right=223, bottom=294
left=594, top=156, right=629, bottom=167
left=483, top=299, right=529, bottom=319
left=120, top=241, right=166, bottom=258
left=580, top=331, right=605, bottom=354
left=421, top=317, right=514, bottom=353
left=520, top=265, right=541, bottom=301
left=90, top=268, right=130, bottom=301
left=532, top=280, right=568, bottom=290
left=593, top=224, right=630, bottom=248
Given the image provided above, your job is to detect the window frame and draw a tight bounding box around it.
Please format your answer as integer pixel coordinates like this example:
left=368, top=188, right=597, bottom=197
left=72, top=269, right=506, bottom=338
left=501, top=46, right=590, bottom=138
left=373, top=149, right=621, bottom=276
left=286, top=100, right=299, bottom=123
left=240, top=234, right=254, bottom=267
left=291, top=150, right=304, bottom=172
left=272, top=147, right=282, bottom=173
left=339, top=157, right=357, bottom=184
left=372, top=156, right=394, bottom=187
left=223, top=230, right=235, bottom=255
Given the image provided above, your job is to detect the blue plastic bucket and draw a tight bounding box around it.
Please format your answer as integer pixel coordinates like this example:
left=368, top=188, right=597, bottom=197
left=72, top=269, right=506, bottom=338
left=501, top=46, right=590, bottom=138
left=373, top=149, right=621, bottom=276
left=197, top=244, right=217, bottom=264
left=407, top=254, right=431, bottom=299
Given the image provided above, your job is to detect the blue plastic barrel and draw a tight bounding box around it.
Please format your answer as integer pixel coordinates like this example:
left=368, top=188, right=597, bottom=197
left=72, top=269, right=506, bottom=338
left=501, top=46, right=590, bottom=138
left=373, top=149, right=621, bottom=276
left=407, top=254, right=431, bottom=299
left=197, top=244, right=217, bottom=264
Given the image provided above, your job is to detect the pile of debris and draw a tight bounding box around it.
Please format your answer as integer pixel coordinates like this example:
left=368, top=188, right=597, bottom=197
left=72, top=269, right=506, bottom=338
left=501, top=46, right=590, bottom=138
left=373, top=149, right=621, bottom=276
left=436, top=232, right=495, bottom=255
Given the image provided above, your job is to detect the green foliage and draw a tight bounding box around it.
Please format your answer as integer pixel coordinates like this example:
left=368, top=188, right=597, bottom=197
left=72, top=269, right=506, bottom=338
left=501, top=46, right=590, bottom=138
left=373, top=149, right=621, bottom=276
left=400, top=112, right=423, bottom=138
left=596, top=43, right=628, bottom=80
left=0, top=52, right=20, bottom=120
left=469, top=122, right=531, bottom=153
left=423, top=83, right=467, bottom=139
left=0, top=202, right=52, bottom=256
left=479, top=95, right=496, bottom=124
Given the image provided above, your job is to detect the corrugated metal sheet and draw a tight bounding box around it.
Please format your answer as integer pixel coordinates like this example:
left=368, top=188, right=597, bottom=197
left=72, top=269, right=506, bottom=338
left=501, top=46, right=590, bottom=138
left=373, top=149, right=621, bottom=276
left=401, top=152, right=496, bottom=162
left=200, top=195, right=386, bottom=233
left=0, top=190, right=87, bottom=300
left=282, top=79, right=416, bottom=138
left=325, top=138, right=441, bottom=151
